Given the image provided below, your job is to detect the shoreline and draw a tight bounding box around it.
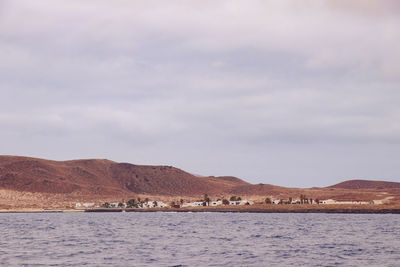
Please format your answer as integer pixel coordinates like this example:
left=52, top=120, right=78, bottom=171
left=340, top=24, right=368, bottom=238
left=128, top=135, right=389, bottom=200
left=1, top=205, right=400, bottom=214
left=84, top=207, right=400, bottom=214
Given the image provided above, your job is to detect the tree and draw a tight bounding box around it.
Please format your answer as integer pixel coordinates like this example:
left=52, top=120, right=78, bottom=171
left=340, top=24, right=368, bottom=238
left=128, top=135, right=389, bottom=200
left=230, top=196, right=237, bottom=201
left=118, top=202, right=124, bottom=208
left=222, top=199, right=229, bottom=205
left=237, top=197, right=242, bottom=201
left=180, top=199, right=184, bottom=206
left=289, top=197, right=293, bottom=204
left=265, top=197, right=272, bottom=204
left=127, top=199, right=136, bottom=208
left=203, top=194, right=211, bottom=206
left=137, top=197, right=141, bottom=203
left=153, top=201, right=158, bottom=207
left=300, top=194, right=306, bottom=204
left=145, top=197, right=150, bottom=203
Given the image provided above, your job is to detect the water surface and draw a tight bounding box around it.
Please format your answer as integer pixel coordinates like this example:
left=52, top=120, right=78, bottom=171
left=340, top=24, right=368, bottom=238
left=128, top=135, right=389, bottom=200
left=0, top=212, right=399, bottom=266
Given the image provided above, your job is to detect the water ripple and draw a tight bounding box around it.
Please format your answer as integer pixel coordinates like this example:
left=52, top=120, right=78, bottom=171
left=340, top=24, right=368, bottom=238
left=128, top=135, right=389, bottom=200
left=0, top=213, right=399, bottom=266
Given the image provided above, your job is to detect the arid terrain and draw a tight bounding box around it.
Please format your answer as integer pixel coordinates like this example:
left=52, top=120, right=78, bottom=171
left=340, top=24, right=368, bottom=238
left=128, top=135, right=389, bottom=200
left=0, top=155, right=399, bottom=209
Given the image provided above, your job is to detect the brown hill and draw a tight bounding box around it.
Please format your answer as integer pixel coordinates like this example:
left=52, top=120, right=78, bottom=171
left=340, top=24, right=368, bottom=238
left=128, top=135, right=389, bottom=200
left=0, top=155, right=249, bottom=197
left=1, top=156, right=400, bottom=209
left=329, top=179, right=400, bottom=190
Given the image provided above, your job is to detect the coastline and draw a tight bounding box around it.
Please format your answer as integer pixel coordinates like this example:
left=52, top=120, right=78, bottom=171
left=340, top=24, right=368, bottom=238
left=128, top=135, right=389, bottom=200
left=2, top=205, right=400, bottom=214
left=85, top=207, right=400, bottom=214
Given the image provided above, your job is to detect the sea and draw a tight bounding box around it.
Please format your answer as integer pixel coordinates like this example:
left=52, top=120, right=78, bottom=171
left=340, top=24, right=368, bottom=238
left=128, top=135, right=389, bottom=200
left=0, top=212, right=399, bottom=266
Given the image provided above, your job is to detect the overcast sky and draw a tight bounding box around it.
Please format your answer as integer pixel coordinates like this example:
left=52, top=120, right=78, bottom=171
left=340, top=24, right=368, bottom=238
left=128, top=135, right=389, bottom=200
left=1, top=1, right=399, bottom=187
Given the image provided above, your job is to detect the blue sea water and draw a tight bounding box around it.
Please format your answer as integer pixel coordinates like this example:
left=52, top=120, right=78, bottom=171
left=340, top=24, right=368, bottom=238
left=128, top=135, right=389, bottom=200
left=0, top=212, right=399, bottom=266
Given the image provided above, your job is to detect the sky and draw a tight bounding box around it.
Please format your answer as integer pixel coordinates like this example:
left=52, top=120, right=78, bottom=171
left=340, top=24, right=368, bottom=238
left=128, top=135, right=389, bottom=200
left=1, top=0, right=400, bottom=187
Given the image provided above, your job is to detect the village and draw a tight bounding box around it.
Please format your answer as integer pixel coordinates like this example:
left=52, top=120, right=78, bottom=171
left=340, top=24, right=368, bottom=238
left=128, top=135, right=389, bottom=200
left=75, top=194, right=386, bottom=209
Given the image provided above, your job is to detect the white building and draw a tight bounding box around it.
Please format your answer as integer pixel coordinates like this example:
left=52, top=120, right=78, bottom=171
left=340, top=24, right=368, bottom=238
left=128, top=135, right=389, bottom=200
left=272, top=199, right=281, bottom=204
left=157, top=201, right=169, bottom=208
left=320, top=199, right=373, bottom=205
left=373, top=199, right=389, bottom=205
left=182, top=201, right=205, bottom=207
left=321, top=199, right=336, bottom=204
left=210, top=200, right=223, bottom=206
left=75, top=203, right=82, bottom=208
left=239, top=200, right=254, bottom=205
left=82, top=203, right=95, bottom=208
left=142, top=201, right=157, bottom=208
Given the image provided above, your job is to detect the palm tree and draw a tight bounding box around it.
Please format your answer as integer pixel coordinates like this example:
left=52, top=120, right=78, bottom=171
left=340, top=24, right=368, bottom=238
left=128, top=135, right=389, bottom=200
left=203, top=194, right=210, bottom=206
left=127, top=198, right=136, bottom=208
left=300, top=194, right=306, bottom=204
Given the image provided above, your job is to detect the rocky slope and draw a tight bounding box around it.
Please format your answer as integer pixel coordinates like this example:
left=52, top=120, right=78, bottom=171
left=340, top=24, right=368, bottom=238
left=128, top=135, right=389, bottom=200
left=0, top=155, right=250, bottom=197
left=0, top=156, right=399, bottom=206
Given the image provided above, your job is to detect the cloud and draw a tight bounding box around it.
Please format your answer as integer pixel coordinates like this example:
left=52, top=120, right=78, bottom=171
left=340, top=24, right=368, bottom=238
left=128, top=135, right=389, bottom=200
left=0, top=1, right=399, bottom=187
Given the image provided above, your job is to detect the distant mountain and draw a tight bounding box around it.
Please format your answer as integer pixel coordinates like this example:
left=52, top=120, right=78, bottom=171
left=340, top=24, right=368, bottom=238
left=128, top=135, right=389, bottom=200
left=329, top=179, right=400, bottom=190
left=1, top=156, right=400, bottom=203
left=0, top=155, right=249, bottom=197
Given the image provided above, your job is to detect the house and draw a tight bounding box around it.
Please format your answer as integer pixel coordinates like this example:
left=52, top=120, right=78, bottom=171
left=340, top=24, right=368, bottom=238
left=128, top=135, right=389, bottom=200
left=82, top=203, right=95, bottom=208
left=142, top=201, right=156, bottom=208
left=272, top=199, right=281, bottom=204
left=238, top=200, right=254, bottom=205
left=210, top=200, right=222, bottom=206
left=182, top=201, right=205, bottom=208
left=75, top=203, right=82, bottom=208
left=373, top=199, right=389, bottom=205
left=157, top=201, right=169, bottom=208
left=321, top=199, right=336, bottom=204
left=320, top=199, right=372, bottom=205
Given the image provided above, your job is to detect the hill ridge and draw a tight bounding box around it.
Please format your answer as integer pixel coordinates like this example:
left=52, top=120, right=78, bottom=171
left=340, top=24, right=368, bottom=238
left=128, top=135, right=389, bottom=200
left=0, top=155, right=251, bottom=196
left=328, top=179, right=400, bottom=190
left=1, top=155, right=399, bottom=204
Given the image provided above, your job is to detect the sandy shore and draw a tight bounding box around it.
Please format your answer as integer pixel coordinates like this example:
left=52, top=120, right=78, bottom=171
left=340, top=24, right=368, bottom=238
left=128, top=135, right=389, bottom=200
left=0, top=208, right=85, bottom=213
left=2, top=204, right=400, bottom=214
left=85, top=204, right=400, bottom=214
